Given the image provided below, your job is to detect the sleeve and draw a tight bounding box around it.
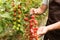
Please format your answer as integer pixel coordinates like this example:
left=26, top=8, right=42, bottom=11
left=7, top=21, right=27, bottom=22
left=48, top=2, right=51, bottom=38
left=42, top=0, right=49, bottom=5
left=55, top=0, right=60, bottom=4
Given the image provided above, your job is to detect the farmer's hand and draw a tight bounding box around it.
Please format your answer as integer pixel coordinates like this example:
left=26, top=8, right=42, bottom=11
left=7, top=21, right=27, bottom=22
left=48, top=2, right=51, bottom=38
left=37, top=26, right=48, bottom=37
left=30, top=8, right=42, bottom=15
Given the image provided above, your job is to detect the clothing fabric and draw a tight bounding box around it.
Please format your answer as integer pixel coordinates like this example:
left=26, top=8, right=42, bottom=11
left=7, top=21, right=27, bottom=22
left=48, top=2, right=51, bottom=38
left=44, top=0, right=60, bottom=40
left=42, top=0, right=48, bottom=5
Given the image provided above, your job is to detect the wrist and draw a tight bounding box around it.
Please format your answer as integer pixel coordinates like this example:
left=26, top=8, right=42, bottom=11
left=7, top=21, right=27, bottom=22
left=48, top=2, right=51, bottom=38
left=45, top=26, right=49, bottom=32
left=46, top=25, right=55, bottom=31
left=37, top=8, right=43, bottom=14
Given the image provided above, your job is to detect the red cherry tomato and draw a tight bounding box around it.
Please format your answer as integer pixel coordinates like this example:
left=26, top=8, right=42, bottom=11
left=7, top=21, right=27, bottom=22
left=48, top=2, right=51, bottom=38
left=24, top=17, right=29, bottom=21
left=30, top=23, right=35, bottom=28
left=34, top=27, right=38, bottom=31
left=29, top=19, right=35, bottom=23
left=34, top=20, right=38, bottom=25
left=13, top=13, right=16, bottom=16
left=31, top=15, right=35, bottom=19
left=18, top=5, right=21, bottom=9
left=29, top=24, right=33, bottom=29
left=29, top=20, right=32, bottom=23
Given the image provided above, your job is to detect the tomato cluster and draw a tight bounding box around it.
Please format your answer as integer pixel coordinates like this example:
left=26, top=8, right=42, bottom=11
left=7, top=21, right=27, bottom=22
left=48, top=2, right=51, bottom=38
left=30, top=27, right=38, bottom=40
left=12, top=1, right=21, bottom=30
left=12, top=1, right=39, bottom=40
left=29, top=15, right=38, bottom=40
left=0, top=0, right=45, bottom=40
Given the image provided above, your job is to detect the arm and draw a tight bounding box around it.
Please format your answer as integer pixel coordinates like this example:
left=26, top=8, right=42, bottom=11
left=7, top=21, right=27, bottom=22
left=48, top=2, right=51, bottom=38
left=39, top=0, right=48, bottom=14
left=30, top=0, right=48, bottom=15
left=47, top=21, right=60, bottom=31
left=37, top=21, right=60, bottom=36
left=38, top=4, right=47, bottom=14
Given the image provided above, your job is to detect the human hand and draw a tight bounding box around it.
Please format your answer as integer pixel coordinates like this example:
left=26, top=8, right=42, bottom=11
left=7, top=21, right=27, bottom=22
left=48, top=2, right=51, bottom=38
left=30, top=8, right=42, bottom=15
left=37, top=26, right=48, bottom=37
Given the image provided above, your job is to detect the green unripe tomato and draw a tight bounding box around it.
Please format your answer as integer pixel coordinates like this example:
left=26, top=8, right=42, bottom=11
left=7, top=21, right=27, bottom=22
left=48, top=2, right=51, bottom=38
left=13, top=25, right=16, bottom=29
left=17, top=20, right=20, bottom=23
left=18, top=24, right=20, bottom=27
left=13, top=22, right=16, bottom=25
left=16, top=27, right=19, bottom=30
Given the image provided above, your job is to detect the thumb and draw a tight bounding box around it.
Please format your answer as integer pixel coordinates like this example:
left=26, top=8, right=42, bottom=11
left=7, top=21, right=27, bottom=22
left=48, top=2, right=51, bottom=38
left=30, top=8, right=35, bottom=15
left=34, top=9, right=38, bottom=13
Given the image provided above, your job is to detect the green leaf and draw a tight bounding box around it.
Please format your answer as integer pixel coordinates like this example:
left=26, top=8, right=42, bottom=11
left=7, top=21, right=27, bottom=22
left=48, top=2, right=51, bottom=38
left=0, top=12, right=12, bottom=19
left=0, top=26, right=3, bottom=33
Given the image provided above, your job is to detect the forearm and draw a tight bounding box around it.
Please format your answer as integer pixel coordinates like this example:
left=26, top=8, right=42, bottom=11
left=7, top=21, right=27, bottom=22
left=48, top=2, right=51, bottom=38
left=39, top=0, right=48, bottom=14
left=47, top=21, right=60, bottom=31
left=40, top=4, right=47, bottom=13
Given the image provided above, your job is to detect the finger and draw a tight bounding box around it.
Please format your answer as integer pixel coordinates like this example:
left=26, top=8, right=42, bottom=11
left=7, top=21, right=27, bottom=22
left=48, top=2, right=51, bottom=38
left=30, top=8, right=35, bottom=14
left=37, top=27, right=44, bottom=35
left=37, top=33, right=44, bottom=37
left=37, top=31, right=44, bottom=35
left=34, top=9, right=38, bottom=13
left=37, top=30, right=41, bottom=35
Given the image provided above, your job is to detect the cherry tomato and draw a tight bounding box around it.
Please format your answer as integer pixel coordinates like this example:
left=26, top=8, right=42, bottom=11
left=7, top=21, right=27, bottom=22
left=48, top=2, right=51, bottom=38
left=34, top=20, right=38, bottom=25
left=17, top=15, right=21, bottom=18
left=29, top=19, right=34, bottom=23
left=24, top=17, right=29, bottom=21
left=31, top=15, right=35, bottom=19
left=17, top=20, right=20, bottom=23
left=16, top=27, right=19, bottom=30
left=13, top=7, right=16, bottom=12
left=18, top=9, right=21, bottom=14
left=13, top=22, right=16, bottom=25
left=13, top=25, right=16, bottom=29
left=13, top=18, right=16, bottom=21
left=18, top=24, right=20, bottom=27
left=18, top=5, right=21, bottom=9
left=13, top=13, right=16, bottom=16
left=34, top=27, right=38, bottom=30
left=29, top=23, right=34, bottom=28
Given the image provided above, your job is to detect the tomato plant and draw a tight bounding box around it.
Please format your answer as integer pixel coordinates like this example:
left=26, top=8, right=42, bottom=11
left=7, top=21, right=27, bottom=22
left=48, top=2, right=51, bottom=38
left=0, top=0, right=48, bottom=40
